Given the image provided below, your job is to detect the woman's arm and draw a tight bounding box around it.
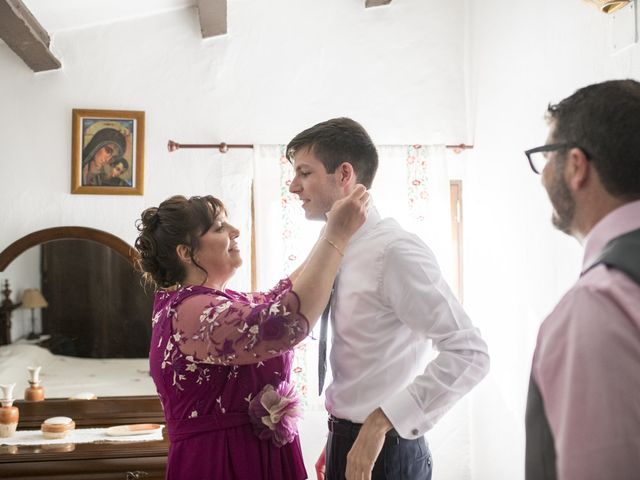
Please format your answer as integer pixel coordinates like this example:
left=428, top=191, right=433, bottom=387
left=288, top=258, right=308, bottom=284
left=174, top=186, right=369, bottom=365
left=291, top=185, right=368, bottom=323
left=288, top=237, right=318, bottom=283
left=240, top=232, right=321, bottom=303
left=174, top=289, right=309, bottom=365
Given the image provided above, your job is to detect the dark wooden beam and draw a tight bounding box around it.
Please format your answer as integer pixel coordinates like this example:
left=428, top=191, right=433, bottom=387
left=197, top=0, right=227, bottom=38
left=365, top=0, right=392, bottom=7
left=0, top=0, right=61, bottom=72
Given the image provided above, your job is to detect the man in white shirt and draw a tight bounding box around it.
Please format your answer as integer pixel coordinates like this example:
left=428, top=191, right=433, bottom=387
left=287, top=117, right=490, bottom=480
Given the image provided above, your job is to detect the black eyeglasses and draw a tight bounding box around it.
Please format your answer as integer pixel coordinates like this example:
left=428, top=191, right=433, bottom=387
left=524, top=143, right=588, bottom=174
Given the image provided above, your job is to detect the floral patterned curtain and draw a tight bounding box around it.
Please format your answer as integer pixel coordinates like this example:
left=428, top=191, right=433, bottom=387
left=403, top=144, right=453, bottom=282
left=253, top=144, right=451, bottom=410
left=407, top=145, right=431, bottom=222
left=278, top=146, right=318, bottom=410
left=253, top=145, right=323, bottom=410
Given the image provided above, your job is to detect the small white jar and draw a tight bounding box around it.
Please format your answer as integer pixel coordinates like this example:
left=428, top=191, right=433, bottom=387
left=41, top=416, right=75, bottom=439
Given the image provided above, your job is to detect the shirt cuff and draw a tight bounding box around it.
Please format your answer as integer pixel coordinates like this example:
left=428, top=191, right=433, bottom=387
left=380, top=389, right=431, bottom=439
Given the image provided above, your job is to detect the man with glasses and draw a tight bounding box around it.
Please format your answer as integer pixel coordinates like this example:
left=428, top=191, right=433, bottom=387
left=524, top=80, right=640, bottom=480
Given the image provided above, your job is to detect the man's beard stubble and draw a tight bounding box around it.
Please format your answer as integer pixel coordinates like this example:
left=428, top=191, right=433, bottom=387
left=549, top=165, right=576, bottom=236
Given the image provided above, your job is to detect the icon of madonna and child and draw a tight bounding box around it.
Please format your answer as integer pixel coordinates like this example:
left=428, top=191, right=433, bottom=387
left=81, top=120, right=134, bottom=187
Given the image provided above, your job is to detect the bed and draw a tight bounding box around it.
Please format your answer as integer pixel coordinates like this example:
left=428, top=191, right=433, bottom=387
left=0, top=343, right=156, bottom=399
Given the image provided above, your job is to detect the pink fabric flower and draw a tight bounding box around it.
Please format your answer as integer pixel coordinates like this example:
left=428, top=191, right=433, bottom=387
left=248, top=381, right=302, bottom=447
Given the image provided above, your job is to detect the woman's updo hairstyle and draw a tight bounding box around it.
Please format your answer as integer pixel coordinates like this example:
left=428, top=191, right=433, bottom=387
left=135, top=195, right=226, bottom=288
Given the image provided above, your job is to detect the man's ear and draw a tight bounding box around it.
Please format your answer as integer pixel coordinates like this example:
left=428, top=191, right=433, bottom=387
left=565, top=147, right=590, bottom=192
left=336, top=162, right=356, bottom=186
left=176, top=244, right=192, bottom=264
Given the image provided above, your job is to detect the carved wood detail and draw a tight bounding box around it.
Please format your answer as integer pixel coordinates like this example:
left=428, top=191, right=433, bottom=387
left=0, top=226, right=137, bottom=272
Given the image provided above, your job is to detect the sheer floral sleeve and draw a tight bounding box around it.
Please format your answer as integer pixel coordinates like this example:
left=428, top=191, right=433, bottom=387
left=172, top=282, right=309, bottom=366
left=236, top=278, right=293, bottom=305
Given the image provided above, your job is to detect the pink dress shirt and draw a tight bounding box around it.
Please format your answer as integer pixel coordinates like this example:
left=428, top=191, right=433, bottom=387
left=532, top=200, right=640, bottom=480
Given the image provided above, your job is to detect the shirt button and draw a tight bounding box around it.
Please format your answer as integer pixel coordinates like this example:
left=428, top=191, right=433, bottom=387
left=412, top=429, right=419, bottom=436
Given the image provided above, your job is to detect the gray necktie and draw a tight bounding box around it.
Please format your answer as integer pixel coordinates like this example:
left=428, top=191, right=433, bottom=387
left=318, top=291, right=332, bottom=395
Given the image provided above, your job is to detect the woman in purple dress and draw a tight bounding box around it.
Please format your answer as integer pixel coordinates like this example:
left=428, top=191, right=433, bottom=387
left=135, top=187, right=368, bottom=480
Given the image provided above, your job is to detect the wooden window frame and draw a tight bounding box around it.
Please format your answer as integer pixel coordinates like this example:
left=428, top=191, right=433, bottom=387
left=450, top=180, right=464, bottom=303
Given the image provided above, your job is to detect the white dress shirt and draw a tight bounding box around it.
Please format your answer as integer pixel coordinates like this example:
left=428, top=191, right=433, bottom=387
left=325, top=205, right=490, bottom=439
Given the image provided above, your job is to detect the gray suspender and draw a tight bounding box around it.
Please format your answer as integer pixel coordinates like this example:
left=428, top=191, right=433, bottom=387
left=583, top=227, right=640, bottom=285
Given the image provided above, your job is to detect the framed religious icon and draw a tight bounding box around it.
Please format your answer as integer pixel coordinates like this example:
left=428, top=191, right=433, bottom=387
left=71, top=109, right=145, bottom=195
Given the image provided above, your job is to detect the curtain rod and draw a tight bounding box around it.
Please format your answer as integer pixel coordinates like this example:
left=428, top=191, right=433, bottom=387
left=167, top=140, right=473, bottom=154
left=167, top=140, right=254, bottom=153
left=445, top=144, right=473, bottom=151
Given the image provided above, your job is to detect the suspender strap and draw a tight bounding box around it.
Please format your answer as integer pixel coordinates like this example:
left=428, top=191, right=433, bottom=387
left=525, top=375, right=557, bottom=480
left=583, top=227, right=640, bottom=286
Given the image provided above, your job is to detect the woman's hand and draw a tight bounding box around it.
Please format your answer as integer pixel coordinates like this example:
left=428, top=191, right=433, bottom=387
left=324, top=184, right=369, bottom=249
left=290, top=184, right=368, bottom=328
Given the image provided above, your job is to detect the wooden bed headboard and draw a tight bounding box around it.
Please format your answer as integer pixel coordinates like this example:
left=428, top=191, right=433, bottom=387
left=0, top=226, right=136, bottom=271
left=0, top=227, right=152, bottom=355
left=0, top=227, right=135, bottom=348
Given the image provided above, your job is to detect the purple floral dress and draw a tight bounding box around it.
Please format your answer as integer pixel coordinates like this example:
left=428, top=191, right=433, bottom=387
left=149, top=278, right=309, bottom=479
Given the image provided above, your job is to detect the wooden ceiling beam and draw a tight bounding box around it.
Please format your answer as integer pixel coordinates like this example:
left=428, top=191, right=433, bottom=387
left=197, top=0, right=227, bottom=38
left=365, top=0, right=392, bottom=7
left=0, top=0, right=61, bottom=72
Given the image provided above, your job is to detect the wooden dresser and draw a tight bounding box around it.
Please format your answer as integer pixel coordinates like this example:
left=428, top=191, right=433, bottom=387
left=0, top=396, right=168, bottom=480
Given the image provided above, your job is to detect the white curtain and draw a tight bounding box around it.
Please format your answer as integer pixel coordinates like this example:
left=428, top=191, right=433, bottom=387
left=253, top=144, right=454, bottom=408
left=254, top=144, right=452, bottom=281
left=220, top=150, right=254, bottom=293
left=253, top=145, right=324, bottom=411
left=372, top=145, right=453, bottom=285
left=253, top=144, right=470, bottom=479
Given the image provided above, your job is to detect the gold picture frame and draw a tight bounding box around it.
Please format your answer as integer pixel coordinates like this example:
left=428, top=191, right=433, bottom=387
left=71, top=109, right=145, bottom=195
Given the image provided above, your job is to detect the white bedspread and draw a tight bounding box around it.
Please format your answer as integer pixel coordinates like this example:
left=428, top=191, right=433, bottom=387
left=0, top=344, right=156, bottom=399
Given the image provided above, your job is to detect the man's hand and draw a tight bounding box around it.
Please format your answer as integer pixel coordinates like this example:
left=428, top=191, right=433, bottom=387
left=345, top=408, right=393, bottom=480
left=315, top=447, right=326, bottom=480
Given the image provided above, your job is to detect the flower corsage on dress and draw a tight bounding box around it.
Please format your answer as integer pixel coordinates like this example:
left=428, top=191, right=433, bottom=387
left=248, top=381, right=302, bottom=447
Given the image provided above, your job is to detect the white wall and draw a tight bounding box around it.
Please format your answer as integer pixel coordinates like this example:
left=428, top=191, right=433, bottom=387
left=0, top=0, right=466, bottom=284
left=465, top=1, right=640, bottom=479
left=3, top=0, right=639, bottom=478
left=0, top=1, right=469, bottom=476
left=0, top=0, right=468, bottom=334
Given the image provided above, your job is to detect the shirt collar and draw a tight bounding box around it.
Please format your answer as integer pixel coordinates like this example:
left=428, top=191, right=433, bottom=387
left=345, top=197, right=381, bottom=249
left=582, top=199, right=640, bottom=271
